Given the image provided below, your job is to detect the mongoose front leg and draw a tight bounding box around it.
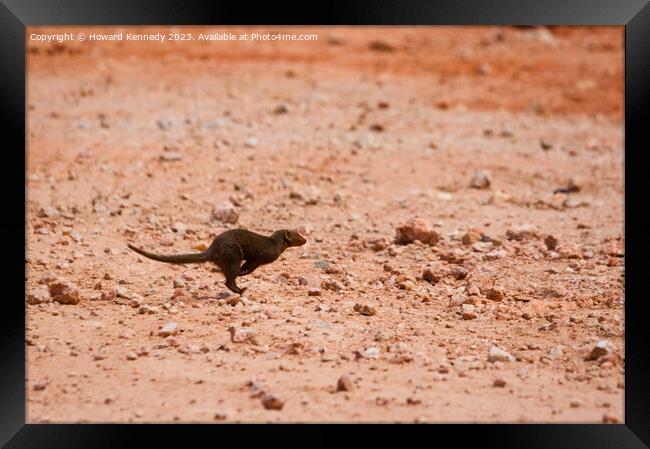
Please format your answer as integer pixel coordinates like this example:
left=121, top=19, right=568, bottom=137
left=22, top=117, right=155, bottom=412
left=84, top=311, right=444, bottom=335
left=239, top=259, right=262, bottom=276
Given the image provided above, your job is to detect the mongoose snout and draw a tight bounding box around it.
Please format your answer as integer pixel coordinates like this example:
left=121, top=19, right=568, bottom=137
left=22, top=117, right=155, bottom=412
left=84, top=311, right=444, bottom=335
left=279, top=229, right=307, bottom=247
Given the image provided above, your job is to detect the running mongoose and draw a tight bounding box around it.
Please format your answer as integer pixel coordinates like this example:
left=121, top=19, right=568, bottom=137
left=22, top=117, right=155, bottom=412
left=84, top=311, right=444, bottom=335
left=127, top=228, right=307, bottom=294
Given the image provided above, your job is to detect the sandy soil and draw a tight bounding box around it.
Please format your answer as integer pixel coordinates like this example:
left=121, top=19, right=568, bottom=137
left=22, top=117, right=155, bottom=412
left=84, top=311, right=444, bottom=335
left=25, top=26, right=624, bottom=423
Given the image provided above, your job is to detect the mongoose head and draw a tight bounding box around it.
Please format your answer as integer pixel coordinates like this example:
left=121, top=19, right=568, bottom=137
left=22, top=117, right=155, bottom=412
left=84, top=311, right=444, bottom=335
left=274, top=229, right=307, bottom=247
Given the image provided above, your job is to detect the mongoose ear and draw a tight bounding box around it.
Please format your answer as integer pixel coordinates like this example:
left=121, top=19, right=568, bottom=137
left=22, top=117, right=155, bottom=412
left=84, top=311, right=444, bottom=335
left=284, top=230, right=291, bottom=242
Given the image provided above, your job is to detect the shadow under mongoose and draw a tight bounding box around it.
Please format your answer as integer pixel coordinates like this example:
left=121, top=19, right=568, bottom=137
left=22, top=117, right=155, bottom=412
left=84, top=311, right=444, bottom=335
left=128, top=228, right=306, bottom=294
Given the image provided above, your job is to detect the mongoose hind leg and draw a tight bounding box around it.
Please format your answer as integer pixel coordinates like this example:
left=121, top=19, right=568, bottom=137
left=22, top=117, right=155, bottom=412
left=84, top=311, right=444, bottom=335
left=214, top=243, right=247, bottom=294
left=220, top=258, right=246, bottom=294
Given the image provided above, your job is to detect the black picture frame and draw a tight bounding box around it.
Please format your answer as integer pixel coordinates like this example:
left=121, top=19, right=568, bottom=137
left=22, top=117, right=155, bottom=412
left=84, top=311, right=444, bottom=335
left=2, top=1, right=648, bottom=447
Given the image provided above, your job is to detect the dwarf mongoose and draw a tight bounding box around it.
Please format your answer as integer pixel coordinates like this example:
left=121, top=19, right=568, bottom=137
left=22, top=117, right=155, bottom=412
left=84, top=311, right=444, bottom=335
left=127, top=228, right=307, bottom=294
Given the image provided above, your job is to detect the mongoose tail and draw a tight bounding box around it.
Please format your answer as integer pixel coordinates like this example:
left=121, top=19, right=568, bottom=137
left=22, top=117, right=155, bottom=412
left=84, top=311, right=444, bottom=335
left=127, top=243, right=209, bottom=264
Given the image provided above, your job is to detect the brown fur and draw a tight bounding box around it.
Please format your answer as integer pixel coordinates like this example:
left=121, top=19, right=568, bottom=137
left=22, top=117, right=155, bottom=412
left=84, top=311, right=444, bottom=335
left=128, top=228, right=306, bottom=294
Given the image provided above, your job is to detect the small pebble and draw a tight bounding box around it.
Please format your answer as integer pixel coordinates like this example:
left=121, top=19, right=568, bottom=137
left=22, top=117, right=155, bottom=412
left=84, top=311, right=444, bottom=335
left=261, top=394, right=284, bottom=410
left=470, top=171, right=491, bottom=189
left=158, top=322, right=179, bottom=337
left=462, top=304, right=477, bottom=320
left=485, top=287, right=505, bottom=301
left=211, top=203, right=238, bottom=224
left=488, top=346, right=515, bottom=363
left=585, top=340, right=616, bottom=361
left=336, top=375, right=354, bottom=392
left=48, top=280, right=81, bottom=305
left=353, top=304, right=377, bottom=316
left=160, top=152, right=182, bottom=162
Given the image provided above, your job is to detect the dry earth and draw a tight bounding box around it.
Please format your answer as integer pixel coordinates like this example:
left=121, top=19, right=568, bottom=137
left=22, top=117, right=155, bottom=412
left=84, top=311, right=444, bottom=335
left=26, top=26, right=624, bottom=423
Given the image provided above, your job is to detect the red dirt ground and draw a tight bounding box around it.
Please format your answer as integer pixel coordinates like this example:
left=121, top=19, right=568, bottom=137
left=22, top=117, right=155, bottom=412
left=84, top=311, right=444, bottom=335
left=26, top=26, right=624, bottom=423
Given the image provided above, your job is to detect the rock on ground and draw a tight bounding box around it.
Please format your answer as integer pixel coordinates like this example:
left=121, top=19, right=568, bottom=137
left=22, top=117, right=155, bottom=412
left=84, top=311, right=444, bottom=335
left=27, top=286, right=51, bottom=305
left=48, top=280, right=81, bottom=304
left=337, top=375, right=354, bottom=392
left=470, top=171, right=491, bottom=189
left=585, top=340, right=616, bottom=361
left=488, top=346, right=515, bottom=363
left=211, top=203, right=239, bottom=224
left=261, top=394, right=284, bottom=410
left=158, top=322, right=179, bottom=337
left=395, top=219, right=439, bottom=246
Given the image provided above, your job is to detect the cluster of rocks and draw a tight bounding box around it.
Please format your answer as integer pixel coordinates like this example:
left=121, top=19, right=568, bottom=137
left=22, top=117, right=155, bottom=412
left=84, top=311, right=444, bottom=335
left=388, top=220, right=597, bottom=272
